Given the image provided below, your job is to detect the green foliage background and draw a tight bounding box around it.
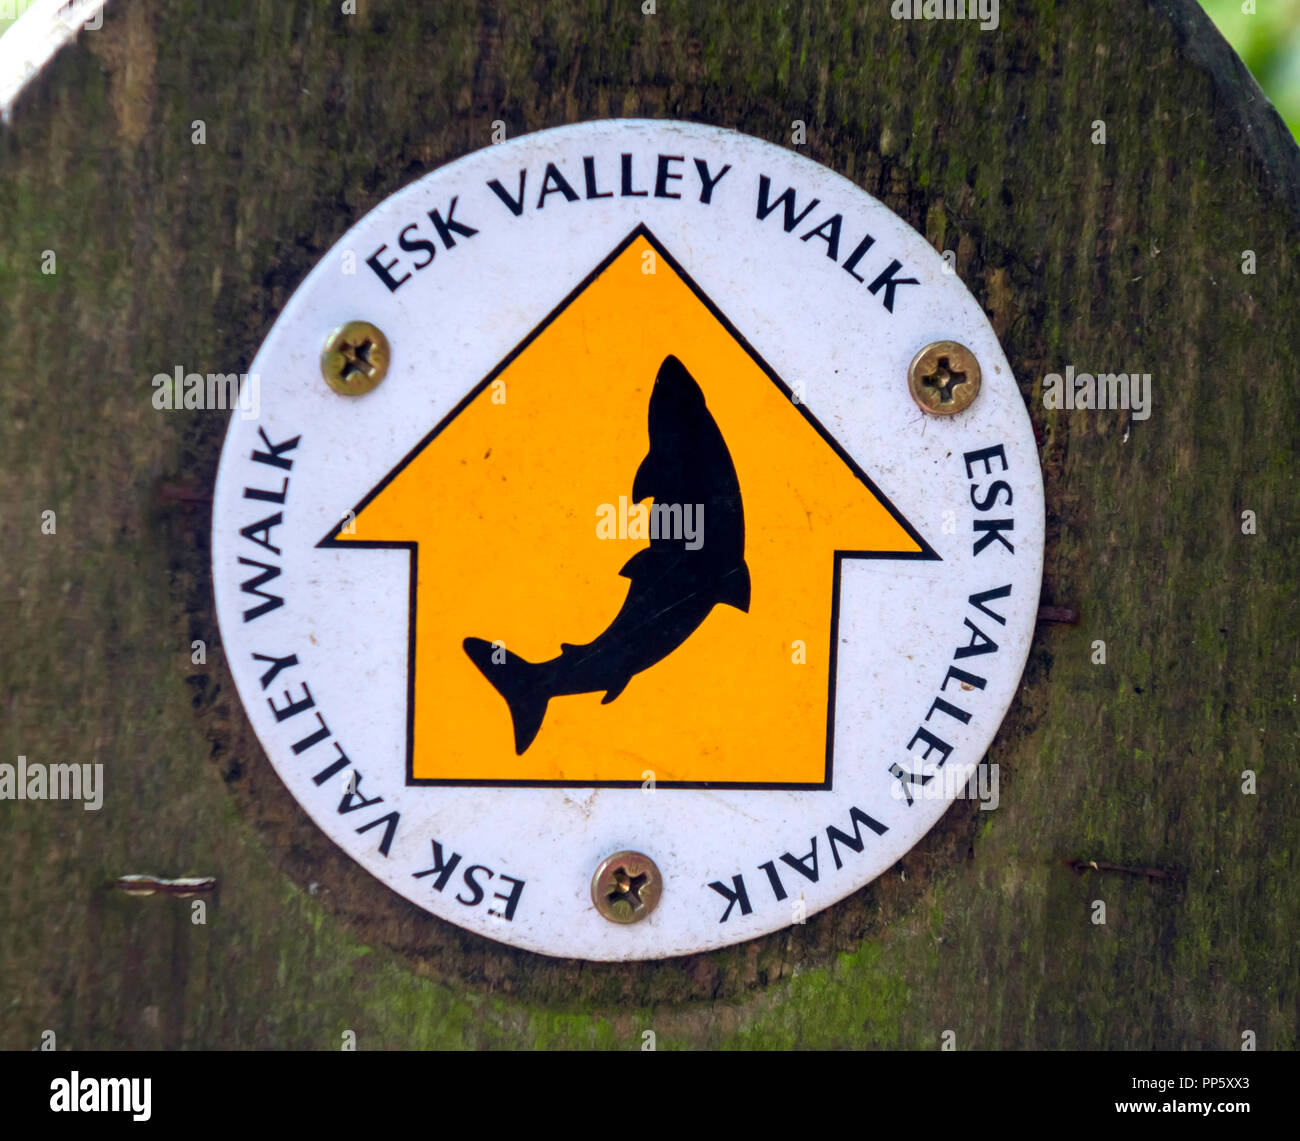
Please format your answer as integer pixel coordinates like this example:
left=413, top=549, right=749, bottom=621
left=1201, top=0, right=1300, bottom=137
left=1, top=0, right=1297, bottom=1053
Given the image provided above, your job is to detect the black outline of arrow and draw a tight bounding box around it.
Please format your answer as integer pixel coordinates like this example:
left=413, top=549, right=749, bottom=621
left=319, top=224, right=939, bottom=789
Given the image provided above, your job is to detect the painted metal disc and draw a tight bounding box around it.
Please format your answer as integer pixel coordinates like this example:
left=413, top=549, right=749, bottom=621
left=211, top=120, right=1044, bottom=960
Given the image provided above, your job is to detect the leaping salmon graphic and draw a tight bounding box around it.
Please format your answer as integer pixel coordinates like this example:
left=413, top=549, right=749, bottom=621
left=463, top=354, right=750, bottom=754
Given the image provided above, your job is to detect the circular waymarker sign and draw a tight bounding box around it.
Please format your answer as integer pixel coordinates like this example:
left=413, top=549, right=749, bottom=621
left=211, top=121, right=1045, bottom=961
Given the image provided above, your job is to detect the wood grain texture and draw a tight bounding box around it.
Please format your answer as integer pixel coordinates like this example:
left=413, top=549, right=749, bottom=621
left=1, top=0, right=1296, bottom=1049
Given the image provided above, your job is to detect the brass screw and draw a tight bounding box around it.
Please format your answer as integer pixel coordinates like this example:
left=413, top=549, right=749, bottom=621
left=591, top=850, right=661, bottom=924
left=321, top=320, right=390, bottom=395
left=907, top=340, right=981, bottom=415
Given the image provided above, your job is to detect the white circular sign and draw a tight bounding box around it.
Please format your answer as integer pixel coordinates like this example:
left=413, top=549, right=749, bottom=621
left=211, top=120, right=1044, bottom=960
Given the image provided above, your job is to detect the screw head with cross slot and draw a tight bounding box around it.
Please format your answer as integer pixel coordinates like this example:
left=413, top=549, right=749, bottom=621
left=907, top=340, right=982, bottom=415
left=591, top=850, right=662, bottom=924
left=321, top=320, right=391, bottom=396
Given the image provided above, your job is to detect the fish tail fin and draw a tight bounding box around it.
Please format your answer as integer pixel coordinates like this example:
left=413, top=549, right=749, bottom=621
left=718, top=561, right=751, bottom=612
left=462, top=638, right=550, bottom=755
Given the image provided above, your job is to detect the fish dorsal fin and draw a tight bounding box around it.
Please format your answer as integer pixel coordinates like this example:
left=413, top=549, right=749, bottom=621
left=717, top=562, right=752, bottom=613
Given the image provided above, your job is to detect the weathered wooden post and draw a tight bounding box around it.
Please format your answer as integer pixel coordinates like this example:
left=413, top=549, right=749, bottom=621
left=1, top=0, right=1296, bottom=1056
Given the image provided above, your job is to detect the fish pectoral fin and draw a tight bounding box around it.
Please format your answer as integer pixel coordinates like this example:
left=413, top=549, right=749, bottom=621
left=618, top=547, right=656, bottom=581
left=631, top=451, right=657, bottom=503
left=601, top=677, right=631, bottom=704
left=717, top=562, right=752, bottom=612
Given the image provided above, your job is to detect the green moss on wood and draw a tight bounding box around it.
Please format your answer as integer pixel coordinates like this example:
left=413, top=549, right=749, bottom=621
left=0, top=0, right=1297, bottom=1050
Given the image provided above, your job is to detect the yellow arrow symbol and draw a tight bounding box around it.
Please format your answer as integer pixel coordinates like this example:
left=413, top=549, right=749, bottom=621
left=322, top=227, right=936, bottom=786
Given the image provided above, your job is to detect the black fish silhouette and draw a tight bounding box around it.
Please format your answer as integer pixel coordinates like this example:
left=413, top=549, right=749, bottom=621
left=464, top=354, right=750, bottom=754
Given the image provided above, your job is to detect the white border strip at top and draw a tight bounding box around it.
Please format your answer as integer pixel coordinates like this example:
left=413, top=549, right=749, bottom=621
left=0, top=0, right=110, bottom=122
